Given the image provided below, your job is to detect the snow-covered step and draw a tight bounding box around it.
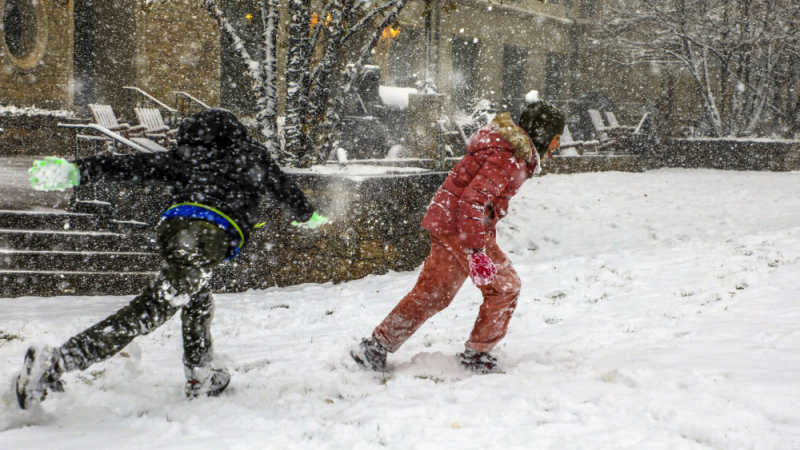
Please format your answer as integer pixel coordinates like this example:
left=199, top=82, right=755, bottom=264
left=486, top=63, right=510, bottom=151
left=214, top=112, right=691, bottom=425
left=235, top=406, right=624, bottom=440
left=0, top=209, right=99, bottom=231
left=0, top=210, right=151, bottom=232
left=0, top=250, right=161, bottom=272
left=0, top=270, right=158, bottom=297
left=0, top=229, right=155, bottom=252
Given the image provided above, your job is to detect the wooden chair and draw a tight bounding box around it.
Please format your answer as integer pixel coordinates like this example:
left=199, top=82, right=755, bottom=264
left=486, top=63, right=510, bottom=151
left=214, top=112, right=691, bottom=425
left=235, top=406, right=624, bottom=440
left=587, top=109, right=613, bottom=143
left=134, top=107, right=178, bottom=147
left=554, top=125, right=601, bottom=156
left=88, top=104, right=146, bottom=139
left=632, top=112, right=651, bottom=135
left=604, top=111, right=636, bottom=139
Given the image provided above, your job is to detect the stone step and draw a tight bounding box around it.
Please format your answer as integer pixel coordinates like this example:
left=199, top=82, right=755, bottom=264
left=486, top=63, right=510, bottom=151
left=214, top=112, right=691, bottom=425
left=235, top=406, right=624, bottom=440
left=0, top=250, right=163, bottom=272
left=0, top=210, right=152, bottom=233
left=0, top=270, right=158, bottom=298
left=0, top=229, right=155, bottom=253
left=0, top=209, right=100, bottom=231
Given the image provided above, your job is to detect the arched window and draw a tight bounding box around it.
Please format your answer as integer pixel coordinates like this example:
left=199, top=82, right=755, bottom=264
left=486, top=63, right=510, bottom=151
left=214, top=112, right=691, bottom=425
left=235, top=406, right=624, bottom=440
left=1, top=0, right=48, bottom=69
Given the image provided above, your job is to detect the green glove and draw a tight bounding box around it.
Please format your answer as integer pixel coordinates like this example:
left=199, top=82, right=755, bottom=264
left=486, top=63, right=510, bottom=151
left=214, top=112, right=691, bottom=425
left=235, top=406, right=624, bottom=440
left=291, top=211, right=329, bottom=229
left=29, top=157, right=81, bottom=191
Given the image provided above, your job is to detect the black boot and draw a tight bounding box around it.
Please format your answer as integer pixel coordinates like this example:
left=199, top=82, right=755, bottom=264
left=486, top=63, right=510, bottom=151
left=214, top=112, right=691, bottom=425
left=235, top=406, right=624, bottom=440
left=458, top=349, right=503, bottom=374
left=350, top=336, right=388, bottom=372
left=16, top=346, right=67, bottom=409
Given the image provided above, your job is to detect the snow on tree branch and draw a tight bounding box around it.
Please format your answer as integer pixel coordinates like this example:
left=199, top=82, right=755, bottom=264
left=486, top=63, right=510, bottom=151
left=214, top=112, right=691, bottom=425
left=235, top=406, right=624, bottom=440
left=606, top=0, right=800, bottom=137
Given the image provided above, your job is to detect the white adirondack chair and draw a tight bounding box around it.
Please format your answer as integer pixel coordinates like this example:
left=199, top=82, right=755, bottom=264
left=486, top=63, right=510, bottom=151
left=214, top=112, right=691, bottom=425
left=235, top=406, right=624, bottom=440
left=134, top=107, right=178, bottom=147
left=89, top=104, right=146, bottom=139
left=603, top=111, right=636, bottom=139
left=555, top=125, right=600, bottom=156
left=587, top=109, right=613, bottom=143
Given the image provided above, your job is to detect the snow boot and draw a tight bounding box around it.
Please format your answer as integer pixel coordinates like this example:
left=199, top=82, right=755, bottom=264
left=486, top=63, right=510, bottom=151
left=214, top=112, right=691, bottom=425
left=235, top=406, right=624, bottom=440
left=16, top=346, right=67, bottom=410
left=184, top=365, right=230, bottom=398
left=458, top=349, right=503, bottom=374
left=350, top=336, right=388, bottom=372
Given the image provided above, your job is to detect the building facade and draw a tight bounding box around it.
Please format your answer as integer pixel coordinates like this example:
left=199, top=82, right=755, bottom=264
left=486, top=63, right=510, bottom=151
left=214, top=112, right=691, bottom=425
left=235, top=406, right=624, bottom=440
left=0, top=0, right=675, bottom=134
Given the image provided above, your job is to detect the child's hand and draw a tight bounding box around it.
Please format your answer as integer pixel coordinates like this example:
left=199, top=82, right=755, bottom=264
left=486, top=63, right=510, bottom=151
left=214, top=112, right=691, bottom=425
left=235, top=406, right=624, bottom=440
left=291, top=212, right=329, bottom=229
left=468, top=249, right=497, bottom=286
left=29, top=157, right=81, bottom=191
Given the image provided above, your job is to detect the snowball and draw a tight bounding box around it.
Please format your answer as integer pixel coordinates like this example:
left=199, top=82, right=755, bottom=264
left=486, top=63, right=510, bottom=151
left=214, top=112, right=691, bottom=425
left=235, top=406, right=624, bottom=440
left=525, top=90, right=540, bottom=104
left=31, top=161, right=75, bottom=191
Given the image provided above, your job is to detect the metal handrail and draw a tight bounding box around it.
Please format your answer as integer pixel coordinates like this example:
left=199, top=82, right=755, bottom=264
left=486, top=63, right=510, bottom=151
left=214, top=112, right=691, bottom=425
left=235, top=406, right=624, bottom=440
left=122, top=86, right=177, bottom=113
left=58, top=123, right=153, bottom=155
left=123, top=86, right=178, bottom=127
left=172, top=91, right=210, bottom=119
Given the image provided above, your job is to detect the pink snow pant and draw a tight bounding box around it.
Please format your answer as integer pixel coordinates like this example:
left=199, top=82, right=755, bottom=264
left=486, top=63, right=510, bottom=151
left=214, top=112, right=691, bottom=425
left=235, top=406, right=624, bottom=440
left=374, top=233, right=521, bottom=353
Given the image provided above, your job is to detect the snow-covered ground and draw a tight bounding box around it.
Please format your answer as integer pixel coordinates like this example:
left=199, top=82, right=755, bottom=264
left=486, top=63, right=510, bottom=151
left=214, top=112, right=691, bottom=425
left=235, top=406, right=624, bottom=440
left=2, top=169, right=800, bottom=449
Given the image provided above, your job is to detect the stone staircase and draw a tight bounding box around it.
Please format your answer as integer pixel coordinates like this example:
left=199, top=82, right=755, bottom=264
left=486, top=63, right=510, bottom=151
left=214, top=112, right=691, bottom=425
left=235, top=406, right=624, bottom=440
left=0, top=209, right=161, bottom=298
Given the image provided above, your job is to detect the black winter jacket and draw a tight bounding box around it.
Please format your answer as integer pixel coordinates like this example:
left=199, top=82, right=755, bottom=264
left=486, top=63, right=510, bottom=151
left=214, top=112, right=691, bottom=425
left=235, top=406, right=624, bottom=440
left=75, top=109, right=314, bottom=246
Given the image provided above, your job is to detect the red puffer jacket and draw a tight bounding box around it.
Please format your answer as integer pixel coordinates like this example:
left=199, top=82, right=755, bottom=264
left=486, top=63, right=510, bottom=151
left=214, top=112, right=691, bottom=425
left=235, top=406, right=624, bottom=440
left=420, top=113, right=540, bottom=250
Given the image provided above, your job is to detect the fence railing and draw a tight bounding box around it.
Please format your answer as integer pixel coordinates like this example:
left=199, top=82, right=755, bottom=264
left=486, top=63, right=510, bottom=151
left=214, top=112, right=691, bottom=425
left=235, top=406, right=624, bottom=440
left=123, top=86, right=179, bottom=127
left=172, top=91, right=210, bottom=119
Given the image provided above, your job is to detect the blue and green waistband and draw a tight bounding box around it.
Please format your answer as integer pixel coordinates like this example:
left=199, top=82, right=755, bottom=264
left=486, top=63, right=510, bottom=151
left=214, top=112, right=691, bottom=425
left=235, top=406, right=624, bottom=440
left=161, top=203, right=244, bottom=260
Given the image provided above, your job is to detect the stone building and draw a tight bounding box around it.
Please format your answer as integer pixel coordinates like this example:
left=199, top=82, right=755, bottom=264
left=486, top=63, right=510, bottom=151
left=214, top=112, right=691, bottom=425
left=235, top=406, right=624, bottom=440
left=0, top=0, right=220, bottom=114
left=0, top=0, right=679, bottom=142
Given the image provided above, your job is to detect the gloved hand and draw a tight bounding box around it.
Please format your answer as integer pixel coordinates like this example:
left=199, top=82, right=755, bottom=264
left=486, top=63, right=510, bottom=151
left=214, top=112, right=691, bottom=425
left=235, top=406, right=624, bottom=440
left=468, top=248, right=497, bottom=286
left=29, top=157, right=81, bottom=191
left=291, top=211, right=329, bottom=229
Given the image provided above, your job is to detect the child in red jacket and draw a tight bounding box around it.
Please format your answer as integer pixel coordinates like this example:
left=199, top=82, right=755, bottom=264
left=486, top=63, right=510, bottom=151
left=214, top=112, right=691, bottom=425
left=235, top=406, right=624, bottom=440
left=352, top=97, right=565, bottom=373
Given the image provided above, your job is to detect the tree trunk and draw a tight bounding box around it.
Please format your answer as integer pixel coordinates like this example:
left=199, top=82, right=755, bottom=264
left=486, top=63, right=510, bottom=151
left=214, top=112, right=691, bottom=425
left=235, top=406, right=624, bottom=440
left=256, top=0, right=280, bottom=153
left=285, top=0, right=313, bottom=166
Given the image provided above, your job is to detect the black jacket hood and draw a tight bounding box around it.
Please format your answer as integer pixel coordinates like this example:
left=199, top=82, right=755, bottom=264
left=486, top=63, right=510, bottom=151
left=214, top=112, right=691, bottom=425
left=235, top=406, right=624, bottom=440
left=176, top=108, right=250, bottom=160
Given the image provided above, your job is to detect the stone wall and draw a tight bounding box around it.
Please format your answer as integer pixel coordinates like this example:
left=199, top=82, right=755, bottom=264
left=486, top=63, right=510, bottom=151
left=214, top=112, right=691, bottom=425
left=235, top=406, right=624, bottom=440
left=0, top=0, right=74, bottom=109
left=71, top=171, right=447, bottom=293
left=543, top=154, right=662, bottom=175
left=652, top=139, right=800, bottom=172
left=0, top=115, right=87, bottom=157
left=213, top=172, right=446, bottom=292
left=134, top=1, right=221, bottom=108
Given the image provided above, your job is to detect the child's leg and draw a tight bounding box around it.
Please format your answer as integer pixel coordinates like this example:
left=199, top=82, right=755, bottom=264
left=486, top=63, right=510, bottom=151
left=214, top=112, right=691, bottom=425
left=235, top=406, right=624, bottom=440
left=373, top=234, right=469, bottom=352
left=61, top=220, right=229, bottom=373
left=59, top=278, right=181, bottom=371
left=181, top=285, right=215, bottom=369
left=465, top=236, right=521, bottom=353
left=16, top=219, right=230, bottom=408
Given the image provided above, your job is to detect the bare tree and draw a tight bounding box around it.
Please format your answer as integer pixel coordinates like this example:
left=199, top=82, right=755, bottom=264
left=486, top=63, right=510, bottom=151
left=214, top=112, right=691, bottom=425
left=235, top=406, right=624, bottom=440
left=202, top=0, right=409, bottom=166
left=607, top=0, right=800, bottom=137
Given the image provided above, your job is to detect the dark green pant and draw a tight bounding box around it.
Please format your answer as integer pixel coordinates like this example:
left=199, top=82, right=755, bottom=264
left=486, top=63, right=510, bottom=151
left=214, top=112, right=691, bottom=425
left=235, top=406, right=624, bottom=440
left=59, top=219, right=230, bottom=372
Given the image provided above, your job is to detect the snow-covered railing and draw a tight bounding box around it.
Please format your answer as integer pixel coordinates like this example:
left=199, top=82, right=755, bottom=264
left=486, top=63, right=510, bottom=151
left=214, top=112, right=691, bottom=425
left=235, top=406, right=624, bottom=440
left=58, top=123, right=159, bottom=160
left=172, top=91, right=210, bottom=119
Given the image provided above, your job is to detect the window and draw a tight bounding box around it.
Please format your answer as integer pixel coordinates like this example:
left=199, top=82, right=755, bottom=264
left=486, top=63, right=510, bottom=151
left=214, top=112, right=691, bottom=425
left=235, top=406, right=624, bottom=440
left=544, top=52, right=567, bottom=101
left=451, top=36, right=479, bottom=111
left=502, top=45, right=528, bottom=121
left=580, top=0, right=597, bottom=18
left=1, top=0, right=48, bottom=69
left=387, top=27, right=418, bottom=88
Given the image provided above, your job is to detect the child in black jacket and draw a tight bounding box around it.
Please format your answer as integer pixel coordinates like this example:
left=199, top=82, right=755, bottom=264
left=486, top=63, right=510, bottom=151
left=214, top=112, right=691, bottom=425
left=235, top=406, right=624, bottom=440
left=16, top=109, right=328, bottom=409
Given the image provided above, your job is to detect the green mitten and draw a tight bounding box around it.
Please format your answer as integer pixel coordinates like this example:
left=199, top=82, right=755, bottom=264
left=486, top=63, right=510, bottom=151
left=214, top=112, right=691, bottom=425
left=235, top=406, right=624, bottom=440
left=29, top=157, right=81, bottom=191
left=291, top=212, right=329, bottom=230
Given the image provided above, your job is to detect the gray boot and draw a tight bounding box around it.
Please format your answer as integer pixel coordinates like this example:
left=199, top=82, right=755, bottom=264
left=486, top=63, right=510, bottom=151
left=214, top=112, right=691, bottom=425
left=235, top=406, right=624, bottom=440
left=350, top=336, right=388, bottom=372
left=16, top=346, right=67, bottom=409
left=184, top=365, right=230, bottom=398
